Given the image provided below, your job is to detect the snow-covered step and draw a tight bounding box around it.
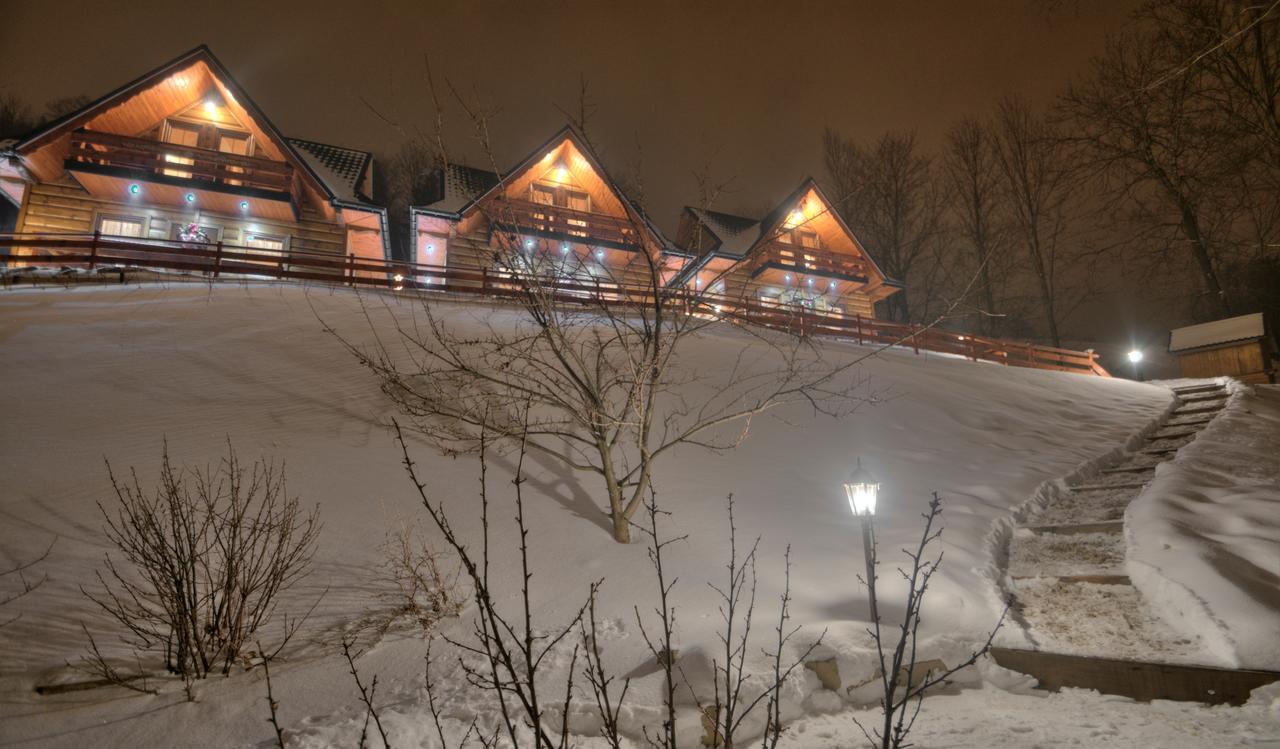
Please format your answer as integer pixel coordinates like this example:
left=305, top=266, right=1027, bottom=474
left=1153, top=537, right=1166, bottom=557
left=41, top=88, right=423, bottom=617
left=1023, top=520, right=1124, bottom=536
left=1177, top=392, right=1228, bottom=404
left=1100, top=464, right=1157, bottom=475
left=1139, top=446, right=1179, bottom=456
left=1031, top=486, right=1137, bottom=526
left=1148, top=428, right=1200, bottom=441
left=1005, top=579, right=1203, bottom=664
left=1163, top=415, right=1213, bottom=428
left=1170, top=403, right=1226, bottom=417
left=1008, top=530, right=1126, bottom=579
left=1170, top=383, right=1225, bottom=395
left=1070, top=479, right=1149, bottom=492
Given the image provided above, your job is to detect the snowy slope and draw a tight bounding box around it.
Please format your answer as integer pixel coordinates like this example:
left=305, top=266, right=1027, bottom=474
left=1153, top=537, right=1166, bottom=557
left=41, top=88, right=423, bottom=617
left=1128, top=381, right=1280, bottom=670
left=0, top=283, right=1272, bottom=747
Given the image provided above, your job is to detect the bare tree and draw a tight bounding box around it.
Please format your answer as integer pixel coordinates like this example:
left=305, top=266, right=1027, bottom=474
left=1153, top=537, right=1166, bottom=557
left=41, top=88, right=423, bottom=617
left=942, top=118, right=1011, bottom=335
left=341, top=164, right=866, bottom=545
left=82, top=442, right=321, bottom=691
left=1059, top=30, right=1238, bottom=318
left=992, top=98, right=1080, bottom=346
left=823, top=128, right=944, bottom=322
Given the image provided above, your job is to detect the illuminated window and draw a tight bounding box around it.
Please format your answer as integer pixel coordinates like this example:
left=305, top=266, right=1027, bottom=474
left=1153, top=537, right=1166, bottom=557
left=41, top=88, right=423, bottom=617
left=97, top=215, right=145, bottom=238
left=244, top=233, right=286, bottom=255
left=217, top=131, right=252, bottom=186
left=162, top=121, right=201, bottom=178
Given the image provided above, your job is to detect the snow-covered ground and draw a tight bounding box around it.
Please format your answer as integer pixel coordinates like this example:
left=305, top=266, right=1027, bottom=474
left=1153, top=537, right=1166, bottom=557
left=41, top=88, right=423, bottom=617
left=0, top=283, right=1276, bottom=747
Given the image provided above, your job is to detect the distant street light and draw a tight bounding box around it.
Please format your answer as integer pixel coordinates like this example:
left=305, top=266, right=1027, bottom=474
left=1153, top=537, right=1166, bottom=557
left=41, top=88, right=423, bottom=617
left=1128, top=349, right=1144, bottom=381
left=844, top=458, right=881, bottom=626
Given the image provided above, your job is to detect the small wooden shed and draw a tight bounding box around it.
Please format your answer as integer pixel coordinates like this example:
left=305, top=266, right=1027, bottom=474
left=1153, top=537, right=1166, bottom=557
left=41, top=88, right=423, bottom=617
left=1168, top=312, right=1275, bottom=384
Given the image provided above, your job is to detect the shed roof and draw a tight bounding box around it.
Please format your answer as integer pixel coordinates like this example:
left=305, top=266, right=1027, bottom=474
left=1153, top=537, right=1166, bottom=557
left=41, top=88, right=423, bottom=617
left=1169, top=312, right=1267, bottom=353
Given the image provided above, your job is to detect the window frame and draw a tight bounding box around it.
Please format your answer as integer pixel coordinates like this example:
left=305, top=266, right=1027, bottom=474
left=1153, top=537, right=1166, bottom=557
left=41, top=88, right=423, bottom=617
left=95, top=213, right=147, bottom=239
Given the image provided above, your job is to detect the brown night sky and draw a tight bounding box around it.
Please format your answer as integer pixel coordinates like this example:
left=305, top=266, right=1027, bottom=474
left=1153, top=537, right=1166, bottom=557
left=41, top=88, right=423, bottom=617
left=2, top=0, right=1137, bottom=232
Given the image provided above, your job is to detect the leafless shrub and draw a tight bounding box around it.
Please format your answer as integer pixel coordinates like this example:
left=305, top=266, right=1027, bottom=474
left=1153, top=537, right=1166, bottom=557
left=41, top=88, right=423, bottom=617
left=0, top=538, right=54, bottom=629
left=853, top=493, right=1007, bottom=749
left=82, top=441, right=321, bottom=692
left=378, top=520, right=466, bottom=634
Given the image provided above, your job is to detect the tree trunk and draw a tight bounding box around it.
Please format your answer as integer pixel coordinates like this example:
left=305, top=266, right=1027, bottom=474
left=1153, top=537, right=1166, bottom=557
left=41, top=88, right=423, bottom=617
left=611, top=511, right=631, bottom=544
left=1177, top=201, right=1231, bottom=317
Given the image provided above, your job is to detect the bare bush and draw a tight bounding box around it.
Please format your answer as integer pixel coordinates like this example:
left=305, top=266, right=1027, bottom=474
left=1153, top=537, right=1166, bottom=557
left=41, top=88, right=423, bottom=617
left=378, top=520, right=466, bottom=633
left=0, top=538, right=55, bottom=629
left=83, top=441, right=320, bottom=688
left=854, top=493, right=1007, bottom=749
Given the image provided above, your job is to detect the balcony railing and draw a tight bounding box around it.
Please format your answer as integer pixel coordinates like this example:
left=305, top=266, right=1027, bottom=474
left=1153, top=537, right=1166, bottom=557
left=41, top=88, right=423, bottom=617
left=66, top=130, right=295, bottom=197
left=747, top=240, right=870, bottom=282
left=487, top=198, right=642, bottom=249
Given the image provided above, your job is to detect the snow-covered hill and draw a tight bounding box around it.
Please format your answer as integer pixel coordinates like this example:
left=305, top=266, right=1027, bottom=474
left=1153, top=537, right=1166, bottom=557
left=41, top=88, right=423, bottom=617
left=0, top=283, right=1275, bottom=747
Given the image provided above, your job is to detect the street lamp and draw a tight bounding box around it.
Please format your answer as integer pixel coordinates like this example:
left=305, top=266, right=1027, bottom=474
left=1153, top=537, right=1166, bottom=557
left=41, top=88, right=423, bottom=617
left=844, top=458, right=880, bottom=625
left=1128, top=349, right=1144, bottom=381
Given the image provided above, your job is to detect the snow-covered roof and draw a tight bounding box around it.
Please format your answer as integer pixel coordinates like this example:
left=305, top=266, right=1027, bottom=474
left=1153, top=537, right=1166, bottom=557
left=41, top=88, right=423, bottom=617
left=286, top=138, right=373, bottom=204
left=686, top=207, right=762, bottom=258
left=416, top=163, right=501, bottom=216
left=1169, top=312, right=1267, bottom=353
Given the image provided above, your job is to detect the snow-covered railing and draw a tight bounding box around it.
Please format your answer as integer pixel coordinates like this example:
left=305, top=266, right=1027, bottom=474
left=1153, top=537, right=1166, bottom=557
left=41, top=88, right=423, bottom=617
left=0, top=232, right=1109, bottom=377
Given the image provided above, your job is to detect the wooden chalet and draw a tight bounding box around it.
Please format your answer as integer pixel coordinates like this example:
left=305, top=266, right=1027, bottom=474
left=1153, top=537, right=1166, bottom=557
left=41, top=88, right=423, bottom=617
left=673, top=179, right=900, bottom=318
left=0, top=46, right=388, bottom=271
left=409, top=127, right=688, bottom=291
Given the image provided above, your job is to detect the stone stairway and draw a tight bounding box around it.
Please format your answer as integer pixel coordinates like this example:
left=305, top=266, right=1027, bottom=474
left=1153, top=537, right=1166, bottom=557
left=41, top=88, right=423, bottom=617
left=989, top=381, right=1278, bottom=702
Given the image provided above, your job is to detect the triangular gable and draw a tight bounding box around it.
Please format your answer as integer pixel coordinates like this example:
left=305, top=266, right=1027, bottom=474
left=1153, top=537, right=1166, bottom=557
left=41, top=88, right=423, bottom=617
left=749, top=178, right=895, bottom=286
left=459, top=125, right=665, bottom=251
left=14, top=45, right=335, bottom=205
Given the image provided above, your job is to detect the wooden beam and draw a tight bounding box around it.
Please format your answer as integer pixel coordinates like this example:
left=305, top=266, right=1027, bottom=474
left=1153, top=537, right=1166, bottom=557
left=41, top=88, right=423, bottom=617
left=990, top=648, right=1280, bottom=706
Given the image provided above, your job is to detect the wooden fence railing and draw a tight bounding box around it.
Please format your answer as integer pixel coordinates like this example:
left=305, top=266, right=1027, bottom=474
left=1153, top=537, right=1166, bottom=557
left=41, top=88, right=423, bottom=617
left=67, top=130, right=295, bottom=196
left=0, top=232, right=1109, bottom=377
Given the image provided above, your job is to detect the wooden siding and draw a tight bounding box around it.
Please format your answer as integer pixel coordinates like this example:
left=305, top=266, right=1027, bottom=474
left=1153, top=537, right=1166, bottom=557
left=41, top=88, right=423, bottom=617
left=14, top=179, right=347, bottom=257
left=1176, top=340, right=1274, bottom=383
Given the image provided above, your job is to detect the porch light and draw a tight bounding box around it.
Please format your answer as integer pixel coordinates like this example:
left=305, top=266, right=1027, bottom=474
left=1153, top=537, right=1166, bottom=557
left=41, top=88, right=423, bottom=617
left=1127, top=349, right=1143, bottom=363
left=525, top=238, right=534, bottom=249
left=829, top=280, right=836, bottom=289
left=807, top=278, right=815, bottom=286
left=786, top=209, right=805, bottom=228
left=784, top=274, right=791, bottom=283
left=129, top=183, right=140, bottom=195
left=185, top=192, right=195, bottom=203
left=426, top=244, right=435, bottom=254
left=596, top=249, right=604, bottom=259
left=203, top=99, right=218, bottom=115
left=239, top=200, right=249, bottom=211
left=393, top=274, right=404, bottom=283
left=562, top=244, right=570, bottom=253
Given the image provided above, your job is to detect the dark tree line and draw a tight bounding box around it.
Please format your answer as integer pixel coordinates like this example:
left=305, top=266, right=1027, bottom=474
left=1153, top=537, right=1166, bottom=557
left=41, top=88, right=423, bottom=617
left=822, top=0, right=1280, bottom=342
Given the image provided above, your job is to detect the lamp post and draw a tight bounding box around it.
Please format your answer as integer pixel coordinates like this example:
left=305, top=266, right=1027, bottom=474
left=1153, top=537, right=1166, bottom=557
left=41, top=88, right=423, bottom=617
left=844, top=458, right=881, bottom=626
left=1127, top=349, right=1144, bottom=382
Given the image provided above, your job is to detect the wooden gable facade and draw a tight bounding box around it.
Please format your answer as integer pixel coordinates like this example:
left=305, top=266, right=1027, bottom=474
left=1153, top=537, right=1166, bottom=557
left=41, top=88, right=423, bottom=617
left=674, top=180, right=900, bottom=319
left=410, top=127, right=687, bottom=290
left=3, top=46, right=387, bottom=268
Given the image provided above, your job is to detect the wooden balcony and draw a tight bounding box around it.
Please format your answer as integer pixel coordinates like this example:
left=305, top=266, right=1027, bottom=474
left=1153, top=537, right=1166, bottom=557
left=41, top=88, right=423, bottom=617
left=747, top=240, right=871, bottom=283
left=487, top=198, right=642, bottom=250
left=65, top=130, right=296, bottom=202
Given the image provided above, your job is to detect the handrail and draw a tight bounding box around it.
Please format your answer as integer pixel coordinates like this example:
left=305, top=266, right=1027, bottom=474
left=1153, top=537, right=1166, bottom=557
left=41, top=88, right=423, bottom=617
left=0, top=232, right=1108, bottom=376
left=67, top=130, right=294, bottom=195
left=748, top=240, right=870, bottom=280
left=486, top=198, right=642, bottom=248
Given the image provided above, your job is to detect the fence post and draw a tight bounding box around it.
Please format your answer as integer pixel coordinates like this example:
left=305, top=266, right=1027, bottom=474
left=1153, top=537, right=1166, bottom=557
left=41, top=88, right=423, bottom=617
left=347, top=253, right=356, bottom=286
left=912, top=324, right=920, bottom=354
left=213, top=241, right=223, bottom=278
left=89, top=230, right=100, bottom=270
left=856, top=313, right=864, bottom=345
left=1027, top=343, right=1035, bottom=365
